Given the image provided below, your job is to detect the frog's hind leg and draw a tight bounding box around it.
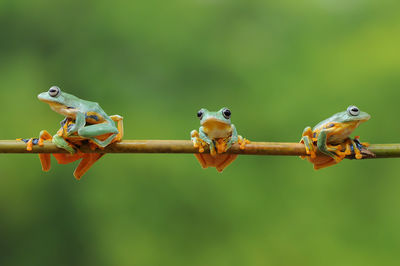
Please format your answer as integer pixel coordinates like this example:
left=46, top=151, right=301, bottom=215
left=216, top=154, right=238, bottom=172
left=78, top=123, right=119, bottom=148
left=110, top=115, right=124, bottom=142
left=37, top=130, right=54, bottom=171
left=317, top=131, right=344, bottom=163
left=52, top=134, right=76, bottom=154
left=73, top=153, right=105, bottom=180
left=300, top=127, right=316, bottom=159
left=313, top=157, right=338, bottom=170
left=194, top=153, right=208, bottom=169
left=53, top=153, right=84, bottom=165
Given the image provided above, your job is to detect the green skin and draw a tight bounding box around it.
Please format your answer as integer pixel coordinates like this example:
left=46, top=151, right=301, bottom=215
left=38, top=87, right=119, bottom=153
left=302, top=106, right=370, bottom=160
left=191, top=108, right=238, bottom=155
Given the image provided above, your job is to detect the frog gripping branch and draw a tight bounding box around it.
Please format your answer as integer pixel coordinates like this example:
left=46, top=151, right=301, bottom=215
left=18, top=86, right=124, bottom=180
left=15, top=91, right=380, bottom=179
left=300, top=105, right=372, bottom=170
left=191, top=108, right=250, bottom=172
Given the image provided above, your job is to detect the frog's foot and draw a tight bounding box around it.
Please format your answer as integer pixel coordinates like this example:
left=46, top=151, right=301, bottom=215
left=38, top=154, right=52, bottom=172
left=215, top=154, right=238, bottom=172
left=191, top=130, right=208, bottom=153
left=237, top=135, right=250, bottom=150
left=216, top=138, right=228, bottom=154
left=17, top=138, right=39, bottom=151
left=300, top=127, right=316, bottom=159
left=73, top=153, right=105, bottom=180
left=312, top=157, right=338, bottom=170
left=110, top=115, right=124, bottom=142
left=354, top=135, right=370, bottom=150
left=37, top=131, right=55, bottom=171
left=193, top=153, right=238, bottom=172
left=194, top=153, right=208, bottom=169
left=325, top=144, right=346, bottom=162
left=349, top=138, right=364, bottom=159
left=343, top=142, right=352, bottom=157
left=53, top=152, right=85, bottom=165
left=38, top=130, right=53, bottom=146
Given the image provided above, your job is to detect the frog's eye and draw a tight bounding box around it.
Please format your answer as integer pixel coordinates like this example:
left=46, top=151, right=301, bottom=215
left=49, top=86, right=60, bottom=97
left=222, top=108, right=231, bottom=119
left=348, top=105, right=360, bottom=116
left=197, top=110, right=204, bottom=119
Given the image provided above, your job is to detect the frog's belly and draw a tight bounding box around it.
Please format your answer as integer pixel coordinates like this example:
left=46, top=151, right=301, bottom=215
left=327, top=127, right=354, bottom=144
left=202, top=123, right=232, bottom=139
left=206, top=128, right=232, bottom=139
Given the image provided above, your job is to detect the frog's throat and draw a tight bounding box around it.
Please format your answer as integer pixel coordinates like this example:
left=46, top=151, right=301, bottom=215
left=201, top=117, right=230, bottom=129
left=202, top=118, right=232, bottom=139
left=45, top=102, right=77, bottom=118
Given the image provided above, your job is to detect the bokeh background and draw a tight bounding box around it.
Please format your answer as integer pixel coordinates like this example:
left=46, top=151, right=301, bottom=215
left=1, top=0, right=400, bottom=265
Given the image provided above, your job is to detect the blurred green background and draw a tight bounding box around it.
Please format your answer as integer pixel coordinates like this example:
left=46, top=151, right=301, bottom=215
left=1, top=0, right=400, bottom=265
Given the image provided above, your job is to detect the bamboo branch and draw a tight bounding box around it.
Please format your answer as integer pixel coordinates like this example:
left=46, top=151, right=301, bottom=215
left=0, top=140, right=399, bottom=158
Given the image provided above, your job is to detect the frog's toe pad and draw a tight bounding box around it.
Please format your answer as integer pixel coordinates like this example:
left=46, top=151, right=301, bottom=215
left=18, top=138, right=39, bottom=145
left=238, top=136, right=250, bottom=150
left=18, top=138, right=39, bottom=151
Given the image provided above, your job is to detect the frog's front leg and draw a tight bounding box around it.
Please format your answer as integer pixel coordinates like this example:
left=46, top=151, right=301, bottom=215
left=300, top=126, right=316, bottom=159
left=77, top=122, right=119, bottom=148
left=317, top=130, right=343, bottom=163
left=53, top=134, right=76, bottom=154
left=349, top=138, right=363, bottom=159
left=191, top=130, right=207, bottom=153
left=67, top=111, right=86, bottom=135
left=198, top=127, right=217, bottom=156
left=225, top=124, right=249, bottom=152
left=225, top=124, right=238, bottom=151
left=18, top=130, right=54, bottom=151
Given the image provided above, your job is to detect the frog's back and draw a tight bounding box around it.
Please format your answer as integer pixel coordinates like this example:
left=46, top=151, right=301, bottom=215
left=312, top=113, right=343, bottom=131
left=79, top=100, right=110, bottom=124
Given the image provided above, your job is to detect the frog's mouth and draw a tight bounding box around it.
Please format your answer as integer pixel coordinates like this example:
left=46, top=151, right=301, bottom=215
left=42, top=101, right=77, bottom=118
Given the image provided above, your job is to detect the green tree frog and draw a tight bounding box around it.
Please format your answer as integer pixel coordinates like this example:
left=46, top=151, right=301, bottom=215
left=300, top=105, right=371, bottom=169
left=191, top=108, right=249, bottom=172
left=19, top=86, right=124, bottom=179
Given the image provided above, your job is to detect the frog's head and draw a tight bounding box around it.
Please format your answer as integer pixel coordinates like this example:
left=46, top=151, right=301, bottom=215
left=38, top=86, right=81, bottom=118
left=196, top=108, right=233, bottom=138
left=197, top=108, right=232, bottom=126
left=335, top=105, right=371, bottom=124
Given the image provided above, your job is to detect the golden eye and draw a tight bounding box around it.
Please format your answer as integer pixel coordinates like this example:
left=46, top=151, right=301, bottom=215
left=49, top=86, right=60, bottom=97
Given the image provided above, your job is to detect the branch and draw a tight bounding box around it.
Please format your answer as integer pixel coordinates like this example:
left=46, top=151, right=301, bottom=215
left=0, top=140, right=399, bottom=158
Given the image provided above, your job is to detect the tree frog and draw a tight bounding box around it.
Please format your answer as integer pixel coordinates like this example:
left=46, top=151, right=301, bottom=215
left=300, top=105, right=371, bottom=169
left=191, top=108, right=249, bottom=172
left=19, top=86, right=124, bottom=179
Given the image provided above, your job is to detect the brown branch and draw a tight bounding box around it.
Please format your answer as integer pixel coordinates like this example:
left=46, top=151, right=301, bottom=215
left=0, top=140, right=398, bottom=159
